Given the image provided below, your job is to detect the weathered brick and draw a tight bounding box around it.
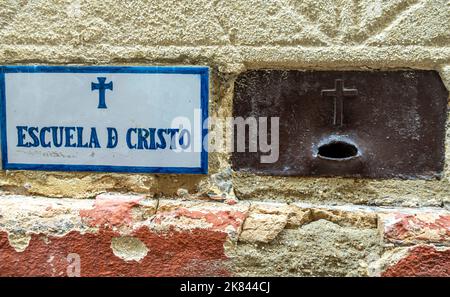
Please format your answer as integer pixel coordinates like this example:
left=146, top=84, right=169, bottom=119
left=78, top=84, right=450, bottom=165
left=382, top=245, right=450, bottom=277
left=379, top=210, right=450, bottom=246
left=79, top=193, right=151, bottom=229
left=153, top=200, right=249, bottom=240
left=0, top=195, right=449, bottom=276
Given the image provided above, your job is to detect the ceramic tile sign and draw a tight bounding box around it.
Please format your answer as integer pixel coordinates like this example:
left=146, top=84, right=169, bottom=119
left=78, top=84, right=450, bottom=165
left=0, top=66, right=209, bottom=174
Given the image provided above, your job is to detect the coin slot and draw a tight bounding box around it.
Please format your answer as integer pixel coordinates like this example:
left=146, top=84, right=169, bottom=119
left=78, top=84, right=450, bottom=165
left=317, top=141, right=359, bottom=160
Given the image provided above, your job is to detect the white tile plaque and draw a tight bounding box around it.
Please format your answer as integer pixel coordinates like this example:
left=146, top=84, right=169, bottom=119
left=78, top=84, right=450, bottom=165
left=0, top=66, right=208, bottom=174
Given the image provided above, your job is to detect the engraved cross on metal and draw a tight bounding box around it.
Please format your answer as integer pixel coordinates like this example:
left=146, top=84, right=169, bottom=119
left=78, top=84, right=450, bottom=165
left=321, top=79, right=358, bottom=126
left=91, top=77, right=113, bottom=109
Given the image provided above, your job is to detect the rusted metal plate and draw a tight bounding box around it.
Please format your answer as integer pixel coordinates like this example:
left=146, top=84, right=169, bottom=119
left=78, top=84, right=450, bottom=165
left=232, top=70, right=448, bottom=179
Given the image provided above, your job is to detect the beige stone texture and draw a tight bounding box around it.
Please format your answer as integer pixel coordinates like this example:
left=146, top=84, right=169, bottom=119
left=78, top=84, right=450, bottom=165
left=152, top=199, right=250, bottom=240
left=239, top=202, right=290, bottom=243
left=0, top=1, right=449, bottom=206
left=110, top=236, right=149, bottom=262
left=229, top=219, right=383, bottom=276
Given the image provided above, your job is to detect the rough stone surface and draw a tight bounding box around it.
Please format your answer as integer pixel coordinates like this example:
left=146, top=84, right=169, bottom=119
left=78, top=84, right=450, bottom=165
left=0, top=195, right=449, bottom=276
left=0, top=195, right=237, bottom=276
left=289, top=203, right=378, bottom=229
left=0, top=227, right=230, bottom=276
left=379, top=211, right=450, bottom=246
left=233, top=174, right=450, bottom=207
left=230, top=219, right=383, bottom=276
left=79, top=193, right=149, bottom=230
left=381, top=245, right=450, bottom=277
left=0, top=0, right=449, bottom=277
left=0, top=0, right=449, bottom=206
left=152, top=199, right=249, bottom=240
left=239, top=203, right=290, bottom=243
left=110, top=236, right=149, bottom=262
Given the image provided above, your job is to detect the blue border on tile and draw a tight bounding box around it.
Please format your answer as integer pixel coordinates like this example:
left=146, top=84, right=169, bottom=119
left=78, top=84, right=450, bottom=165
left=0, top=65, right=209, bottom=174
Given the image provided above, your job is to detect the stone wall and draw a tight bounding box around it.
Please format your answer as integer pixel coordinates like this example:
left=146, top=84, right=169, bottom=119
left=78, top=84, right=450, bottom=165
left=0, top=0, right=449, bottom=276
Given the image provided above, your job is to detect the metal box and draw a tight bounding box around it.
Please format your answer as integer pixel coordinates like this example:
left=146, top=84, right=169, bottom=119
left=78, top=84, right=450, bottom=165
left=232, top=70, right=448, bottom=179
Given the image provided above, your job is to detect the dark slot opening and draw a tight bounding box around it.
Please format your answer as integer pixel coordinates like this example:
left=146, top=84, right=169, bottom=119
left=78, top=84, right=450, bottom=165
left=318, top=141, right=358, bottom=160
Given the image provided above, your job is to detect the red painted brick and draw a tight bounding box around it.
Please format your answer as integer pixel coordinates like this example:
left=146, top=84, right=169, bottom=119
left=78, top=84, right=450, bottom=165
left=0, top=226, right=230, bottom=277
left=79, top=193, right=144, bottom=228
left=382, top=245, right=450, bottom=277
left=380, top=212, right=450, bottom=245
